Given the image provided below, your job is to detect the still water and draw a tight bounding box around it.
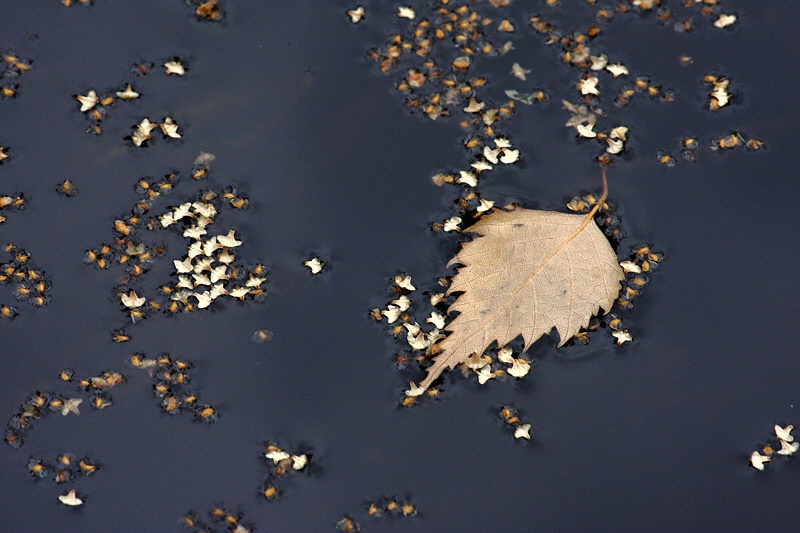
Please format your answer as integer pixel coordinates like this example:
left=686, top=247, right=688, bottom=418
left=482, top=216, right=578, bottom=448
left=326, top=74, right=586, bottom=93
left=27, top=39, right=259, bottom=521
left=1, top=1, right=799, bottom=531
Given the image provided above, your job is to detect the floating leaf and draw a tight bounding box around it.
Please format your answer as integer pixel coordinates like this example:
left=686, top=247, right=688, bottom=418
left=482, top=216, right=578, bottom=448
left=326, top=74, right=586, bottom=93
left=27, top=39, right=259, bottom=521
left=419, top=187, right=623, bottom=391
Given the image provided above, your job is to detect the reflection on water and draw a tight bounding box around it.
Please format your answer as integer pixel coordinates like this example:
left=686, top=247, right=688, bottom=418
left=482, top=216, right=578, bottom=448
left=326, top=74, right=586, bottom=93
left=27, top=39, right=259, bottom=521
left=1, top=1, right=800, bottom=531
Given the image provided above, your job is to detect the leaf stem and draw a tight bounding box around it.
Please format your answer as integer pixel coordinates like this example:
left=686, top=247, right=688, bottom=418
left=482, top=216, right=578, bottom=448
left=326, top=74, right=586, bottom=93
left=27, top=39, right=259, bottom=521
left=574, top=163, right=608, bottom=237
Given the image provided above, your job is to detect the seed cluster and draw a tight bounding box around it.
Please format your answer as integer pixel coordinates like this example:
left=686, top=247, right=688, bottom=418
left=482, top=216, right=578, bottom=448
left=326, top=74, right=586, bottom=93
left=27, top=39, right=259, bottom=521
left=84, top=163, right=262, bottom=337
left=129, top=352, right=218, bottom=422
left=499, top=405, right=532, bottom=440
left=749, top=425, right=798, bottom=471
left=73, top=56, right=187, bottom=137
left=1, top=244, right=51, bottom=317
left=259, top=441, right=311, bottom=502
left=180, top=506, right=253, bottom=533
left=658, top=131, right=765, bottom=167
left=366, top=495, right=418, bottom=518
left=1, top=51, right=32, bottom=100
left=27, top=453, right=100, bottom=483
left=4, top=368, right=125, bottom=449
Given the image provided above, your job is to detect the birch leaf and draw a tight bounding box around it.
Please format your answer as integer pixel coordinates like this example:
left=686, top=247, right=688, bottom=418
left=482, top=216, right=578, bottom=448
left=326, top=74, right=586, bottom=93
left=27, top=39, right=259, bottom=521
left=419, top=207, right=623, bottom=390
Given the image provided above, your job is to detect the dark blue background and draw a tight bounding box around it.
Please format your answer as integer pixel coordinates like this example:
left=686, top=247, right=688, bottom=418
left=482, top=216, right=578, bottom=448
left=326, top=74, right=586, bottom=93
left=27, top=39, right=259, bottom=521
left=1, top=1, right=798, bottom=531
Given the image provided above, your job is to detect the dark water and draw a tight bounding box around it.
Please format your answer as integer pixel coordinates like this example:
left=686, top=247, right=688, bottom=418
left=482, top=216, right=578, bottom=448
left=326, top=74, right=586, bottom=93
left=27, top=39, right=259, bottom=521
left=1, top=1, right=799, bottom=531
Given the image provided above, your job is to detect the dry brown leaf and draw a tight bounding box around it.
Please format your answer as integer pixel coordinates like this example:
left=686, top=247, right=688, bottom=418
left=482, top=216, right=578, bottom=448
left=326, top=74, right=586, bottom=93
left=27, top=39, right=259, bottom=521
left=419, top=203, right=623, bottom=391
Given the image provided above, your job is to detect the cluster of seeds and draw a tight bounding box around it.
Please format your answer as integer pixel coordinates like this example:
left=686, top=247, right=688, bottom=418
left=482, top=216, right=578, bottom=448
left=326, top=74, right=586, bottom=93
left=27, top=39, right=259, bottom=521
left=657, top=131, right=764, bottom=167
left=74, top=57, right=186, bottom=136
left=27, top=453, right=100, bottom=484
left=180, top=506, right=253, bottom=533
left=370, top=274, right=445, bottom=403
left=1, top=51, right=32, bottom=163
left=709, top=131, right=764, bottom=152
left=499, top=405, right=532, bottom=440
left=528, top=3, right=750, bottom=164
left=63, top=368, right=126, bottom=410
left=749, top=425, right=798, bottom=471
left=616, top=244, right=664, bottom=313
left=366, top=2, right=499, bottom=88
left=1, top=244, right=51, bottom=317
left=363, top=0, right=525, bottom=157
left=336, top=495, right=418, bottom=533
left=612, top=75, right=673, bottom=108
left=4, top=391, right=79, bottom=449
left=85, top=164, right=260, bottom=330
left=459, top=345, right=532, bottom=387
left=178, top=441, right=310, bottom=530
left=259, top=441, right=311, bottom=501
left=428, top=137, right=522, bottom=235
left=605, top=314, right=632, bottom=345
left=74, top=86, right=139, bottom=136
left=538, top=0, right=737, bottom=30
left=129, top=352, right=218, bottom=422
left=529, top=10, right=672, bottom=105
left=0, top=37, right=25, bottom=140
left=532, top=4, right=760, bottom=170
left=704, top=72, right=733, bottom=110
left=366, top=496, right=418, bottom=518
left=0, top=194, right=25, bottom=223
left=128, top=117, right=182, bottom=146
left=1, top=51, right=33, bottom=100
left=362, top=2, right=563, bottom=236
left=4, top=367, right=125, bottom=449
left=158, top=202, right=265, bottom=312
left=85, top=171, right=175, bottom=269
left=528, top=11, right=667, bottom=153
left=606, top=0, right=738, bottom=32
left=564, top=101, right=632, bottom=156
left=435, top=136, right=519, bottom=184
left=577, top=310, right=634, bottom=344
